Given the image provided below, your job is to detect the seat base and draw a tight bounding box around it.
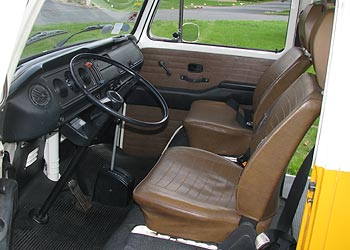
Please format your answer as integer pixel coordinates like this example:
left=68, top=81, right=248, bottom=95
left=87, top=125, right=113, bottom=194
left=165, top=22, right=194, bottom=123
left=183, top=100, right=252, bottom=155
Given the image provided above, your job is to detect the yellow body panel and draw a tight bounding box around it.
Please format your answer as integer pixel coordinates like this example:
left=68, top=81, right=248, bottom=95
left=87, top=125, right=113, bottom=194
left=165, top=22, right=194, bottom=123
left=298, top=166, right=350, bottom=250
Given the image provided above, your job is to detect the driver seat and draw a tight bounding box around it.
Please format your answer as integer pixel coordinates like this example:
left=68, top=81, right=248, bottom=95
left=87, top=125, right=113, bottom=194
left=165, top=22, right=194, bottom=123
left=133, top=10, right=333, bottom=243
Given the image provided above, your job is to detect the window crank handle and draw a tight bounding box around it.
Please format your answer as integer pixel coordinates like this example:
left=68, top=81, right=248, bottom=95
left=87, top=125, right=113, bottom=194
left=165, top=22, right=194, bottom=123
left=159, top=61, right=172, bottom=76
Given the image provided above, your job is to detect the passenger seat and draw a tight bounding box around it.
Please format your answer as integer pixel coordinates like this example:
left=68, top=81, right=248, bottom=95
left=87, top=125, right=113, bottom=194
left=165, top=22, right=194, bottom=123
left=183, top=3, right=325, bottom=155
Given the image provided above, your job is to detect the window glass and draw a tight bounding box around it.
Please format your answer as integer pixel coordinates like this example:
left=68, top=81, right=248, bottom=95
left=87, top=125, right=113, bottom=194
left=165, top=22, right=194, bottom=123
left=22, top=0, right=145, bottom=60
left=150, top=0, right=292, bottom=51
left=149, top=0, right=180, bottom=40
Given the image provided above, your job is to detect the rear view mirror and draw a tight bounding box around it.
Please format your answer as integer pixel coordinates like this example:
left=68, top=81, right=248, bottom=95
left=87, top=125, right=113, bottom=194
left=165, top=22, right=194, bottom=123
left=182, top=23, right=200, bottom=42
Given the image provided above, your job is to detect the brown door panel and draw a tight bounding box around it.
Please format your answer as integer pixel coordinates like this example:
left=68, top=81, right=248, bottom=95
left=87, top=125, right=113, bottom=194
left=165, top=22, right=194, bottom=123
left=140, top=48, right=273, bottom=91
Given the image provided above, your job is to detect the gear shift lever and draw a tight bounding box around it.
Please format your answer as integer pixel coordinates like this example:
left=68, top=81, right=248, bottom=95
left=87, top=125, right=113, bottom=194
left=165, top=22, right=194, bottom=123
left=110, top=119, right=121, bottom=171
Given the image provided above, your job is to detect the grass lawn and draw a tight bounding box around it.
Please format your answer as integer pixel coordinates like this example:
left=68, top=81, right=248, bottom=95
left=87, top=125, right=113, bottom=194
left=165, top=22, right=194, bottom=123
left=288, top=118, right=319, bottom=175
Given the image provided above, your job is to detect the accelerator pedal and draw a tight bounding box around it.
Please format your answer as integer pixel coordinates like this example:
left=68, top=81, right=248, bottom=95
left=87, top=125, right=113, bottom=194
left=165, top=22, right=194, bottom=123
left=67, top=180, right=92, bottom=212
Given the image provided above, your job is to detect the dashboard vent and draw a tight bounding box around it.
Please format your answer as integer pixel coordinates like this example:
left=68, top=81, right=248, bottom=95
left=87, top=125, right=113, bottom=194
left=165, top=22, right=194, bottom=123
left=30, top=85, right=51, bottom=107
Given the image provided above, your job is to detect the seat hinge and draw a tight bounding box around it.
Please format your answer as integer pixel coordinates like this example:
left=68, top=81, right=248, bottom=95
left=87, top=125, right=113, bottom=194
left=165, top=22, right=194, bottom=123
left=302, top=47, right=312, bottom=59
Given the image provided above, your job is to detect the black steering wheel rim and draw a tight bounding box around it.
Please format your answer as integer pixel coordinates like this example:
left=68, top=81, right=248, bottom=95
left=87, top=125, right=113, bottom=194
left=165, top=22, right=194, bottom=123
left=69, top=53, right=169, bottom=128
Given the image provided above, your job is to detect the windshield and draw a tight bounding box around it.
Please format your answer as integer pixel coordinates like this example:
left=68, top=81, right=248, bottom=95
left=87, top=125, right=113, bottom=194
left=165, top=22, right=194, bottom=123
left=21, top=0, right=145, bottom=60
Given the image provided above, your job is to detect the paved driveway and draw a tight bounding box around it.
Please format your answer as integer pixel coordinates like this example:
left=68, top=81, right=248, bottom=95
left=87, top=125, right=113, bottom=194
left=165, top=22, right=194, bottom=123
left=35, top=0, right=290, bottom=24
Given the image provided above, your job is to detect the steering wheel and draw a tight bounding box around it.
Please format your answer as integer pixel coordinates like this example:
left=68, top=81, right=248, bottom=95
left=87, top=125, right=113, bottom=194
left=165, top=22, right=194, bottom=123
left=69, top=53, right=169, bottom=128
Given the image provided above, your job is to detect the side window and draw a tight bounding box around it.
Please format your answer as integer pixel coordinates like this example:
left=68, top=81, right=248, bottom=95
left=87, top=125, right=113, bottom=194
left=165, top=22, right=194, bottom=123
left=149, top=0, right=180, bottom=40
left=149, top=0, right=292, bottom=51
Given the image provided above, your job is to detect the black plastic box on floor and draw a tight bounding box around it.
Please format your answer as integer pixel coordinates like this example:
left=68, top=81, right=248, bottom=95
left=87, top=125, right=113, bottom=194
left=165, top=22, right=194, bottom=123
left=93, top=167, right=135, bottom=207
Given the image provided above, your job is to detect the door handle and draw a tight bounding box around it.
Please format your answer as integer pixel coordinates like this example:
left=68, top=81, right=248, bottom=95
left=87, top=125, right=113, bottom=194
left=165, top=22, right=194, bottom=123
left=188, top=63, right=203, bottom=73
left=180, top=75, right=209, bottom=83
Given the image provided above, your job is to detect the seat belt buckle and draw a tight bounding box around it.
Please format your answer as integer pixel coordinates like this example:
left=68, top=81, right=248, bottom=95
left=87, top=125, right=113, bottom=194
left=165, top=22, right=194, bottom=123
left=255, top=232, right=271, bottom=250
left=237, top=155, right=248, bottom=167
left=246, top=121, right=253, bottom=129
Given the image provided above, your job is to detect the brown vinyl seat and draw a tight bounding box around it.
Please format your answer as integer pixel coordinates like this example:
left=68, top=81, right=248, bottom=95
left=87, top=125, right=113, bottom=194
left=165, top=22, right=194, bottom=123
left=133, top=10, right=333, bottom=243
left=183, top=3, right=325, bottom=155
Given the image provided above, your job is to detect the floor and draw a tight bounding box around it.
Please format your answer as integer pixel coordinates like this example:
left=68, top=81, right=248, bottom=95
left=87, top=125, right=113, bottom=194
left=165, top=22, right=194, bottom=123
left=9, top=142, right=308, bottom=249
left=11, top=191, right=130, bottom=250
left=10, top=145, right=157, bottom=250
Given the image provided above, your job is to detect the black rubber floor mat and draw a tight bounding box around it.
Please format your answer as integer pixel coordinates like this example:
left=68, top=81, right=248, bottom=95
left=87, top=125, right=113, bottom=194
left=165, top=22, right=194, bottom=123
left=11, top=192, right=129, bottom=250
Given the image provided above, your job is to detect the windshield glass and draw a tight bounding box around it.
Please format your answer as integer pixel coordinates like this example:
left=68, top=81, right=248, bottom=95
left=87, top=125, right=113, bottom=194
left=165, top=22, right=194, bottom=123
left=21, top=0, right=145, bottom=60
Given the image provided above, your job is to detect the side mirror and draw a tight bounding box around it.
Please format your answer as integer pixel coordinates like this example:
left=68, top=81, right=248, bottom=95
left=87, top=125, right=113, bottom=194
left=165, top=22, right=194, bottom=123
left=182, top=23, right=200, bottom=42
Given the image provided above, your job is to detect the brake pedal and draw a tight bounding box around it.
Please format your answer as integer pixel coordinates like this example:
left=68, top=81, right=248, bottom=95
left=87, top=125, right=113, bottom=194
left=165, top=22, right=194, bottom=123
left=67, top=180, right=92, bottom=212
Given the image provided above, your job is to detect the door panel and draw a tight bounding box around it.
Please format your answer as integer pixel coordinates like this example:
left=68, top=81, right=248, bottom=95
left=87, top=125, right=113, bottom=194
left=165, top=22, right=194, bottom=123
left=140, top=48, right=273, bottom=91
left=123, top=48, right=274, bottom=157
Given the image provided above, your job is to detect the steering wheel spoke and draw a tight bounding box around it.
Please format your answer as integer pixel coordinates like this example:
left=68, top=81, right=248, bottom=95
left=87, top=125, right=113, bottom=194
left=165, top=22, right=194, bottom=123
left=70, top=53, right=169, bottom=128
left=117, top=78, right=138, bottom=99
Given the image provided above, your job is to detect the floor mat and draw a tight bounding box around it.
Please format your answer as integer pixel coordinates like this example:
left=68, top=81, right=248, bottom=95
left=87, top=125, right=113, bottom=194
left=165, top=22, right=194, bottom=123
left=11, top=192, right=129, bottom=250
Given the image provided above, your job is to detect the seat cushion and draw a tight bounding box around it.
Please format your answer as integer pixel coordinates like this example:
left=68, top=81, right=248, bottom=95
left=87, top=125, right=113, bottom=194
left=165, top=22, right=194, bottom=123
left=133, top=147, right=270, bottom=242
left=183, top=100, right=252, bottom=155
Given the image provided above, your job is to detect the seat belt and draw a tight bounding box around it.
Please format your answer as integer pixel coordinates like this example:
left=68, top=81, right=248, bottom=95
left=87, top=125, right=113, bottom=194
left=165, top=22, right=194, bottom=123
left=255, top=147, right=315, bottom=250
left=226, top=97, right=240, bottom=111
left=226, top=97, right=253, bottom=130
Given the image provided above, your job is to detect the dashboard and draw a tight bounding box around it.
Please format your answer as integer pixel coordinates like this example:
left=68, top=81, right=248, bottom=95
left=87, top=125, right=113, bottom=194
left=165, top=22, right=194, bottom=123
left=0, top=35, right=144, bottom=142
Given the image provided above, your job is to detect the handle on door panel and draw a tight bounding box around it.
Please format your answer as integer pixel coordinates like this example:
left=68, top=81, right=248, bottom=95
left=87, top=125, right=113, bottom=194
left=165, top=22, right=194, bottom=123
left=180, top=75, right=209, bottom=83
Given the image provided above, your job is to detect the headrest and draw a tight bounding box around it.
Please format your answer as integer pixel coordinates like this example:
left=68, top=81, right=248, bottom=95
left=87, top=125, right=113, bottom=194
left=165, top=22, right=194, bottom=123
left=310, top=9, right=334, bottom=89
left=298, top=3, right=325, bottom=52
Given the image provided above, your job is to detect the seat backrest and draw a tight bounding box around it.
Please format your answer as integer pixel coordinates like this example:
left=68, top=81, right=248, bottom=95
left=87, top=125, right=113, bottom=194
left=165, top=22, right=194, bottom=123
left=236, top=9, right=334, bottom=221
left=252, top=3, right=325, bottom=126
left=298, top=3, right=326, bottom=53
